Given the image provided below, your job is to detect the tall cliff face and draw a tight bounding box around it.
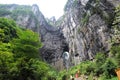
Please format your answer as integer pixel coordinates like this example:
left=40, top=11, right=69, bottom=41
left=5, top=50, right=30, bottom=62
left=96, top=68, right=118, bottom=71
left=0, top=4, right=68, bottom=69
left=57, top=0, right=120, bottom=65
left=0, top=0, right=120, bottom=70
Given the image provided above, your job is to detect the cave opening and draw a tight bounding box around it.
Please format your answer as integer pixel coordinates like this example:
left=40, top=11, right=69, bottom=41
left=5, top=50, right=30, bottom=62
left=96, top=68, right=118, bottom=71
left=75, top=53, right=79, bottom=57
left=63, top=45, right=69, bottom=52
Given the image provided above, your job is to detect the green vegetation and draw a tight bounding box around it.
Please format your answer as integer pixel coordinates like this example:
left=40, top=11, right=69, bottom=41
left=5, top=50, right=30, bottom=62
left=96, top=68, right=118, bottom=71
left=0, top=18, right=17, bottom=42
left=77, top=27, right=81, bottom=33
left=0, top=9, right=11, bottom=16
left=57, top=52, right=117, bottom=80
left=0, top=18, right=57, bottom=80
left=111, top=4, right=120, bottom=68
left=0, top=4, right=39, bottom=30
left=0, top=3, right=120, bottom=80
left=58, top=4, right=120, bottom=80
left=81, top=12, right=90, bottom=26
left=11, top=6, right=35, bottom=20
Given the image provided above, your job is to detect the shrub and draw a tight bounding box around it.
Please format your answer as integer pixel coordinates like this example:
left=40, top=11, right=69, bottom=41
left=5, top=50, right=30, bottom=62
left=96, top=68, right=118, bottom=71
left=101, top=58, right=117, bottom=79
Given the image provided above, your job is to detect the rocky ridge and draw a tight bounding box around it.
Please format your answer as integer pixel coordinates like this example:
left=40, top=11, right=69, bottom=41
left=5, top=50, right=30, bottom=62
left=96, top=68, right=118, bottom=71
left=0, top=0, right=120, bottom=70
left=0, top=4, right=68, bottom=70
left=57, top=0, right=120, bottom=66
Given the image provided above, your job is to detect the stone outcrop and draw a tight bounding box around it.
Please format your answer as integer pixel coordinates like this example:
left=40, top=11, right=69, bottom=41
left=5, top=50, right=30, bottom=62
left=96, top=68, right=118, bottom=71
left=0, top=0, right=120, bottom=69
left=0, top=4, right=68, bottom=70
left=57, top=0, right=120, bottom=66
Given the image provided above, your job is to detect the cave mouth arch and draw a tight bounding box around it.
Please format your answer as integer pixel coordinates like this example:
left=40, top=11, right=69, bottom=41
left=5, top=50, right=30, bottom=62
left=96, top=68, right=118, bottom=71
left=63, top=45, right=69, bottom=52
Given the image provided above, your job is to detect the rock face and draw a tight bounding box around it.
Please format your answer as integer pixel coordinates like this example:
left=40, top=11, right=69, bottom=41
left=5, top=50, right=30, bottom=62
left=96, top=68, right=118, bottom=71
left=31, top=5, right=68, bottom=66
left=0, top=0, right=120, bottom=70
left=0, top=4, right=68, bottom=70
left=57, top=0, right=120, bottom=65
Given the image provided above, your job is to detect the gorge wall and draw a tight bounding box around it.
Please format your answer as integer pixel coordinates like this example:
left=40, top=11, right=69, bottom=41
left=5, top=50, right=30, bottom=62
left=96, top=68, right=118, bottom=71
left=57, top=0, right=120, bottom=66
left=0, top=4, right=68, bottom=70
left=0, top=0, right=120, bottom=70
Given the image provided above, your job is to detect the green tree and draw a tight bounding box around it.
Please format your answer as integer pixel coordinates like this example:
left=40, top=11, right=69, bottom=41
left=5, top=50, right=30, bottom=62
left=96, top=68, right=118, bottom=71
left=110, top=4, right=120, bottom=68
left=101, top=58, right=117, bottom=79
left=11, top=28, right=42, bottom=58
left=0, top=18, right=17, bottom=42
left=0, top=51, right=18, bottom=80
left=0, top=18, right=56, bottom=80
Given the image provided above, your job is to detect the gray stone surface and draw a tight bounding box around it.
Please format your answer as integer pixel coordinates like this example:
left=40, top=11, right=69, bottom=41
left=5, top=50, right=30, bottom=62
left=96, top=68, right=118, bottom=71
left=0, top=4, right=68, bottom=70
left=58, top=0, right=119, bottom=66
left=1, top=0, right=120, bottom=70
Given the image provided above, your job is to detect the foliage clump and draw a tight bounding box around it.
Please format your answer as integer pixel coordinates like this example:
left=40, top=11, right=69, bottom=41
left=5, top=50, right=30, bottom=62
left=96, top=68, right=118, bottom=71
left=0, top=18, right=57, bottom=80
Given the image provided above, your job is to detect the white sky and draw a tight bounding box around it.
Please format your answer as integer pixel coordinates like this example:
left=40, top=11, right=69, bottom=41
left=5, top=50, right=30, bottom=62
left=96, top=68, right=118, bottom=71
left=0, top=0, right=67, bottom=19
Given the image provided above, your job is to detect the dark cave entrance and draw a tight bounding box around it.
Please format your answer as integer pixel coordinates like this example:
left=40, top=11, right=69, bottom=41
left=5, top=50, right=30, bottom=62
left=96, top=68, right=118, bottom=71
left=63, top=45, right=69, bottom=52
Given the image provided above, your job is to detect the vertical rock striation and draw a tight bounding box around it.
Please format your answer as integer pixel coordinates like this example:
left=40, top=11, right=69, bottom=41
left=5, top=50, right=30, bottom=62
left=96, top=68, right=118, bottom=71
left=0, top=4, right=68, bottom=70
left=0, top=0, right=120, bottom=69
left=57, top=0, right=120, bottom=66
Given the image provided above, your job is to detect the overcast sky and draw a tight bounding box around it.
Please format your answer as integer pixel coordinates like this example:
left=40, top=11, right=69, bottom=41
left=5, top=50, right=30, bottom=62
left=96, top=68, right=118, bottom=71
left=0, top=0, right=68, bottom=19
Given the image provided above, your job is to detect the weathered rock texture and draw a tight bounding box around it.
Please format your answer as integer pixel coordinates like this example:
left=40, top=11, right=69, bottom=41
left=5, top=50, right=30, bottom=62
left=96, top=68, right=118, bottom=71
left=57, top=0, right=120, bottom=66
left=0, top=4, right=68, bottom=70
left=0, top=0, right=120, bottom=69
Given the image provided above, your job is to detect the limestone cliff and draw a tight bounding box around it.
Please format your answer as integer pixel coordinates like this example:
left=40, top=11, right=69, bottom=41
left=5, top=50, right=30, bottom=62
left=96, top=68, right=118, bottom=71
left=0, top=4, right=68, bottom=70
left=57, top=0, right=120, bottom=65
left=0, top=0, right=120, bottom=70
